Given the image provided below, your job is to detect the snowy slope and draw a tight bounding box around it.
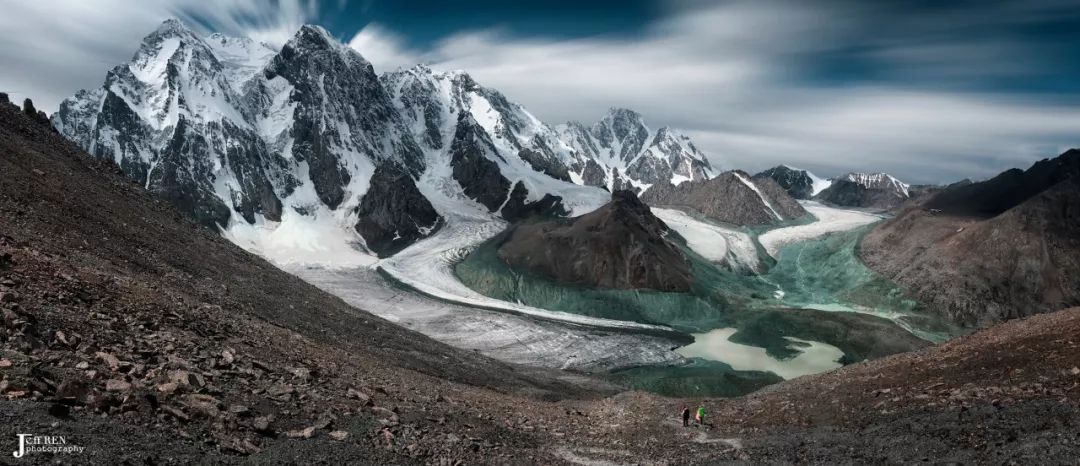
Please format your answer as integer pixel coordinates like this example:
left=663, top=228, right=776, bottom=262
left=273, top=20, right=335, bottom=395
left=809, top=170, right=833, bottom=196
left=652, top=208, right=761, bottom=272
left=758, top=201, right=882, bottom=258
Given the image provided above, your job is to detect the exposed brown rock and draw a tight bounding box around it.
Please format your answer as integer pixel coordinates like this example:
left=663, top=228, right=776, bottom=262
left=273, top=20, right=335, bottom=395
left=642, top=170, right=807, bottom=226
left=862, top=160, right=1080, bottom=327
left=497, top=190, right=692, bottom=291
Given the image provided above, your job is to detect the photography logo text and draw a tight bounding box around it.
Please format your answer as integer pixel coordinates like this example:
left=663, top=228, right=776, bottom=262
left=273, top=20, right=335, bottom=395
left=12, top=434, right=85, bottom=458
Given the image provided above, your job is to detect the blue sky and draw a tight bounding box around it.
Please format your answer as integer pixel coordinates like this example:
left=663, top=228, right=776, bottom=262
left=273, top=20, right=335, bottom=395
left=3, top=0, right=1080, bottom=183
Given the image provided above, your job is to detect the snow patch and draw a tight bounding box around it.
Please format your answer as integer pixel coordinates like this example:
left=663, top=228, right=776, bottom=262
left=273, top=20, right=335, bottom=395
left=652, top=208, right=760, bottom=271
left=222, top=208, right=377, bottom=268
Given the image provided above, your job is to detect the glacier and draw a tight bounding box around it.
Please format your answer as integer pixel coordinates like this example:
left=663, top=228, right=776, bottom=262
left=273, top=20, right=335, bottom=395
left=758, top=201, right=882, bottom=258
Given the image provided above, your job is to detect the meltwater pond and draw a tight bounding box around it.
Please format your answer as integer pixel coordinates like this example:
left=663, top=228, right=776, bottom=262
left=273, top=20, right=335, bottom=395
left=454, top=206, right=960, bottom=397
left=676, top=328, right=844, bottom=380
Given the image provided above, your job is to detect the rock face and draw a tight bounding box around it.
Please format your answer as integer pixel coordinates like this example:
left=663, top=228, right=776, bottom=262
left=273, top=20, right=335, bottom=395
left=557, top=110, right=715, bottom=191
left=642, top=170, right=807, bottom=226
left=814, top=173, right=910, bottom=210
left=861, top=149, right=1080, bottom=327
left=753, top=165, right=831, bottom=200
left=354, top=165, right=443, bottom=257
left=496, top=190, right=692, bottom=291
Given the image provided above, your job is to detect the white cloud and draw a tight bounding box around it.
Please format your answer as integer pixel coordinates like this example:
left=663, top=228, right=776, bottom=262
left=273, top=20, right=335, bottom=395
left=348, top=1, right=1080, bottom=184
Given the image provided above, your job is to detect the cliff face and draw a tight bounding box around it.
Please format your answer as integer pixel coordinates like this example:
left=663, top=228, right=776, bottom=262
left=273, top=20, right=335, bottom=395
left=497, top=190, right=693, bottom=291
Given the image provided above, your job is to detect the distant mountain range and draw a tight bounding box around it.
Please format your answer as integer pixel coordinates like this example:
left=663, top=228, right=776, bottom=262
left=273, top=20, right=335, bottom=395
left=754, top=166, right=912, bottom=210
left=52, top=20, right=715, bottom=256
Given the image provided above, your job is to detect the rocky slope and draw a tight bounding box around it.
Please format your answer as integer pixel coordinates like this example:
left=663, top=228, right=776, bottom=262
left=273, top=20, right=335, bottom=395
left=814, top=172, right=910, bottom=210
left=861, top=150, right=1080, bottom=327
left=753, top=165, right=831, bottom=200
left=642, top=170, right=807, bottom=226
left=496, top=190, right=693, bottom=291
left=3, top=95, right=1078, bottom=464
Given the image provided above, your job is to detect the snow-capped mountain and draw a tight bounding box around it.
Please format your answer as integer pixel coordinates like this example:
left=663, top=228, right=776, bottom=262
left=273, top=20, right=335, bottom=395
left=840, top=173, right=910, bottom=197
left=380, top=65, right=599, bottom=222
left=51, top=19, right=718, bottom=259
left=557, top=108, right=715, bottom=192
left=53, top=20, right=431, bottom=258
left=814, top=172, right=910, bottom=210
left=753, top=165, right=832, bottom=200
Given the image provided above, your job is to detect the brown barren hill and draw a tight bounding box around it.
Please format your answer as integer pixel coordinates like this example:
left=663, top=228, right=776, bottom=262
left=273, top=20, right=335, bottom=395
left=861, top=150, right=1080, bottom=327
left=497, top=189, right=693, bottom=291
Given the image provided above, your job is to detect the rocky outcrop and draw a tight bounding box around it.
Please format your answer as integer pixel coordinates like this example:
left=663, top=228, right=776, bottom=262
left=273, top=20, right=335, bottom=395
left=449, top=114, right=513, bottom=212
left=354, top=165, right=443, bottom=257
left=642, top=170, right=807, bottom=226
left=265, top=25, right=424, bottom=208
left=499, top=182, right=568, bottom=222
left=579, top=158, right=607, bottom=188
left=815, top=173, right=910, bottom=210
left=497, top=190, right=692, bottom=291
left=753, top=165, right=823, bottom=200
left=861, top=150, right=1080, bottom=327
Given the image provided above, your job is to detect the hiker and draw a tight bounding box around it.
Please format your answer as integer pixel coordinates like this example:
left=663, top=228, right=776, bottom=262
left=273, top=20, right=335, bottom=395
left=681, top=406, right=690, bottom=427
left=696, top=405, right=705, bottom=426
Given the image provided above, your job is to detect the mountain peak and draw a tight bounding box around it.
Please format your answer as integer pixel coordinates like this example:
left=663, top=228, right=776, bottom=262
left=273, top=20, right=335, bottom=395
left=605, top=107, right=644, bottom=122
left=288, top=24, right=341, bottom=51
left=154, top=18, right=190, bottom=35
left=141, top=18, right=202, bottom=48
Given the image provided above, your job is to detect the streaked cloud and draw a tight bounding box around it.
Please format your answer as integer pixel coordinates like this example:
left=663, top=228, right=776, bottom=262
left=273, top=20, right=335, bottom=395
left=1, top=0, right=1077, bottom=183
left=348, top=1, right=1080, bottom=183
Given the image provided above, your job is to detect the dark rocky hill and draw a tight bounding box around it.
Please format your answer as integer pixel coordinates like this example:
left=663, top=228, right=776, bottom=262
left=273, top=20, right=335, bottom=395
left=753, top=165, right=816, bottom=199
left=497, top=190, right=692, bottom=291
left=924, top=149, right=1080, bottom=217
left=862, top=150, right=1080, bottom=327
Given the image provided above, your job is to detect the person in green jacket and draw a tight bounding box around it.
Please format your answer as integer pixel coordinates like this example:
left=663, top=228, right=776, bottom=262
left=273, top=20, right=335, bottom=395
left=696, top=406, right=705, bottom=426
